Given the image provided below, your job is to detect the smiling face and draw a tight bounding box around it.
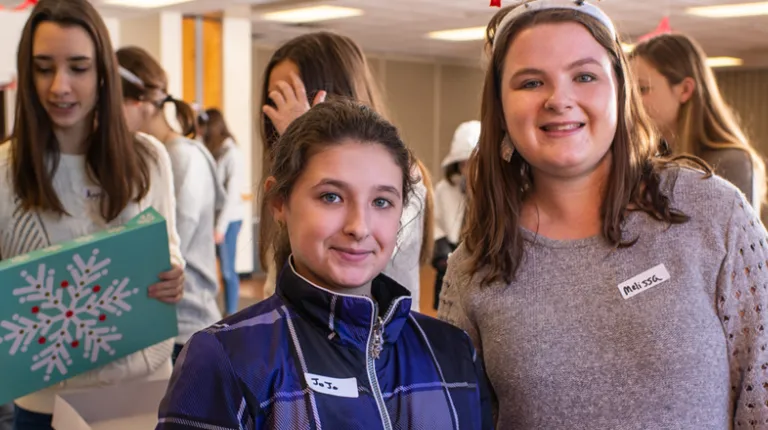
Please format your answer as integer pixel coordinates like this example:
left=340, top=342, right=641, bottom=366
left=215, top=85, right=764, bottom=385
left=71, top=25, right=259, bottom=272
left=271, top=140, right=404, bottom=293
left=501, top=22, right=618, bottom=180
left=32, top=22, right=98, bottom=136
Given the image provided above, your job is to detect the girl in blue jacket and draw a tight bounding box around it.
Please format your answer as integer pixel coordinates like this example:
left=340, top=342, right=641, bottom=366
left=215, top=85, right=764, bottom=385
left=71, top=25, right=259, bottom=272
left=156, top=99, right=493, bottom=430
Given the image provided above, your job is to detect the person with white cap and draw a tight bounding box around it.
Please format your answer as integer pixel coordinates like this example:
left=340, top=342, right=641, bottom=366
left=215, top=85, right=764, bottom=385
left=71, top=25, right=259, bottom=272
left=432, top=120, right=480, bottom=309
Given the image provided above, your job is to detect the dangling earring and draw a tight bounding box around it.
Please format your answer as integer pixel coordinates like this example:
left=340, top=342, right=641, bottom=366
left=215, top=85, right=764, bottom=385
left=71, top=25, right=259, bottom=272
left=500, top=134, right=515, bottom=163
left=275, top=219, right=285, bottom=229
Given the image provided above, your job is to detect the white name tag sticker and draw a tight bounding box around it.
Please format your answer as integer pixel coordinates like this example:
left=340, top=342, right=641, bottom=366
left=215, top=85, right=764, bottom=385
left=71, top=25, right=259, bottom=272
left=618, top=264, right=670, bottom=300
left=304, top=373, right=359, bottom=398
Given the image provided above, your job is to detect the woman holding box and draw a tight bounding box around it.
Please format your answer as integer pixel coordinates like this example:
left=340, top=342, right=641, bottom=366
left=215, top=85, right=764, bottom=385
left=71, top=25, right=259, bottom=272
left=0, top=0, right=184, bottom=428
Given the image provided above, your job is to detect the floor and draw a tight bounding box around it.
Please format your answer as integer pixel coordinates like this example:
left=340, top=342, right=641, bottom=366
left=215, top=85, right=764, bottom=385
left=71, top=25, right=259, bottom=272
left=230, top=267, right=439, bottom=317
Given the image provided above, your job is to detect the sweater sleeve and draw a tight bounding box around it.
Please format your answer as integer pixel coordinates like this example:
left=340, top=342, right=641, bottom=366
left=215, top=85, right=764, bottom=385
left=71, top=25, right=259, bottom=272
left=717, top=189, right=768, bottom=427
left=437, top=246, right=483, bottom=357
left=139, top=134, right=185, bottom=268
left=156, top=331, right=252, bottom=429
left=467, top=333, right=494, bottom=430
left=215, top=145, right=244, bottom=236
left=433, top=182, right=448, bottom=242
left=165, top=144, right=204, bottom=258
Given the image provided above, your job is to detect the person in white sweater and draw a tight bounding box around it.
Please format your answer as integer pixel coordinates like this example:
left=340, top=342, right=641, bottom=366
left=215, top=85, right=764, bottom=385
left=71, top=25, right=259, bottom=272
left=200, top=108, right=245, bottom=316
left=259, top=32, right=434, bottom=310
left=431, top=120, right=480, bottom=309
left=117, top=46, right=225, bottom=361
left=0, top=1, right=184, bottom=427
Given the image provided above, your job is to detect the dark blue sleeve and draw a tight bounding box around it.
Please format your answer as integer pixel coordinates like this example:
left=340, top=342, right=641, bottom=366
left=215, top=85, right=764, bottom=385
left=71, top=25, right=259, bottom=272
left=156, top=331, right=252, bottom=430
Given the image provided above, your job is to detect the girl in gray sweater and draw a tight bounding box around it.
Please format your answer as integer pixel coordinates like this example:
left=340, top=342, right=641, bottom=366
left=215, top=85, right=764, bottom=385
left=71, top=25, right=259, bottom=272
left=117, top=47, right=225, bottom=362
left=438, top=1, right=768, bottom=428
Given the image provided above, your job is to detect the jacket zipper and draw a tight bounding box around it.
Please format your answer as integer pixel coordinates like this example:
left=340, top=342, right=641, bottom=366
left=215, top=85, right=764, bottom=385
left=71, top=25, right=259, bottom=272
left=366, top=298, right=406, bottom=430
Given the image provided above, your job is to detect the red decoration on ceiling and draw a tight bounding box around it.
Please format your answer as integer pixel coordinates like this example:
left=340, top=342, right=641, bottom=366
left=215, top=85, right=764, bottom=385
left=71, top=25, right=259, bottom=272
left=490, top=0, right=502, bottom=7
left=638, top=17, right=672, bottom=42
left=0, top=0, right=38, bottom=11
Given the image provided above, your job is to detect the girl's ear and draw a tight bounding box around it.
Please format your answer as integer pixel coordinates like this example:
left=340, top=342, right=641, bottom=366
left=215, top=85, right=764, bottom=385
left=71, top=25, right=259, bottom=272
left=264, top=176, right=286, bottom=224
left=678, top=76, right=696, bottom=104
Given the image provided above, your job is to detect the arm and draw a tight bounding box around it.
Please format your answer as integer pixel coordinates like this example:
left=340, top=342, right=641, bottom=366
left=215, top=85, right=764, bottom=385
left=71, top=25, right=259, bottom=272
left=717, top=190, right=768, bottom=427
left=433, top=182, right=448, bottom=242
left=139, top=133, right=185, bottom=268
left=156, top=331, right=253, bottom=429
left=464, top=332, right=495, bottom=430
left=215, top=147, right=243, bottom=236
left=437, top=247, right=482, bottom=355
left=704, top=148, right=756, bottom=209
left=166, top=145, right=204, bottom=257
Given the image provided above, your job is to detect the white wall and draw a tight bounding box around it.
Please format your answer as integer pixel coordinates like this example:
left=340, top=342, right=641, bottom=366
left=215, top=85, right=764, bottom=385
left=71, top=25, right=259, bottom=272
left=103, top=17, right=121, bottom=49
left=0, top=10, right=29, bottom=136
left=223, top=6, right=254, bottom=274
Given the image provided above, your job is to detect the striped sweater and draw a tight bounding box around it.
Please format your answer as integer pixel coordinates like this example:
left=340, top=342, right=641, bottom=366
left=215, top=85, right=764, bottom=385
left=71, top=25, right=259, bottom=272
left=157, top=259, right=493, bottom=429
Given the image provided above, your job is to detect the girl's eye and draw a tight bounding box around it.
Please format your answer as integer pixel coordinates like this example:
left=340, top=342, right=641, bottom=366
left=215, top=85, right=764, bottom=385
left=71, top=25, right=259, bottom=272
left=321, top=193, right=341, bottom=204
left=373, top=198, right=392, bottom=209
left=71, top=67, right=89, bottom=74
left=34, top=66, right=52, bottom=74
left=576, top=74, right=596, bottom=83
left=521, top=80, right=542, bottom=89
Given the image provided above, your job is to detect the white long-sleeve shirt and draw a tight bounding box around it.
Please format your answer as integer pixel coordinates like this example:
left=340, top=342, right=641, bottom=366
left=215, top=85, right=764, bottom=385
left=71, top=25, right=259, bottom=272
left=0, top=132, right=184, bottom=414
left=433, top=178, right=466, bottom=245
left=214, top=138, right=245, bottom=235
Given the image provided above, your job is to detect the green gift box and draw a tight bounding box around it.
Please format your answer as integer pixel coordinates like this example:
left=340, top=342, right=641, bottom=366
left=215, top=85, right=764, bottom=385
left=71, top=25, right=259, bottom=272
left=0, top=207, right=178, bottom=404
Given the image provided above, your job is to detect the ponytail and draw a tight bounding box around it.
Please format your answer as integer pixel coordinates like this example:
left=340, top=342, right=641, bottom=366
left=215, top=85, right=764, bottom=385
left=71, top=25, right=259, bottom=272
left=170, top=98, right=196, bottom=137
left=160, top=97, right=196, bottom=138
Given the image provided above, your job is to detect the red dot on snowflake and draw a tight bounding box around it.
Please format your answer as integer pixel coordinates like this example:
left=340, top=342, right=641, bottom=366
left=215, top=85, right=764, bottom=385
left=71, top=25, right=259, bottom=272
left=93, top=285, right=101, bottom=293
left=99, top=314, right=106, bottom=322
left=38, top=337, right=46, bottom=344
left=60, top=280, right=69, bottom=288
left=31, top=306, right=40, bottom=314
left=71, top=341, right=80, bottom=348
left=65, top=310, right=74, bottom=318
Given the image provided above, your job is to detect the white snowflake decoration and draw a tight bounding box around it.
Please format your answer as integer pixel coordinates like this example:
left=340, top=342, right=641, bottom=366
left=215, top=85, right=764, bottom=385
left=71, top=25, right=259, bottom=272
left=0, top=249, right=137, bottom=382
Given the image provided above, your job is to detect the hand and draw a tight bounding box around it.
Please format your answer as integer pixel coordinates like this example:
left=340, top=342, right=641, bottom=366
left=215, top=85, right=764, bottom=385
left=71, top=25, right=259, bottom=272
left=149, top=264, right=184, bottom=304
left=262, top=71, right=327, bottom=135
left=214, top=231, right=225, bottom=245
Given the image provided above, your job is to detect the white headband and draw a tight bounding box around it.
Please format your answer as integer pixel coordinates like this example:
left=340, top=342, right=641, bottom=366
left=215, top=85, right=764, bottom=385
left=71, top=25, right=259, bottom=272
left=118, top=66, right=145, bottom=88
left=492, top=0, right=617, bottom=53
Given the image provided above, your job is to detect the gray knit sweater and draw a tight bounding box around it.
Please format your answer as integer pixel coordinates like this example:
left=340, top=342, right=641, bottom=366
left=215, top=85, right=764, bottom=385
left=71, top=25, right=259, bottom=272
left=438, top=168, right=768, bottom=429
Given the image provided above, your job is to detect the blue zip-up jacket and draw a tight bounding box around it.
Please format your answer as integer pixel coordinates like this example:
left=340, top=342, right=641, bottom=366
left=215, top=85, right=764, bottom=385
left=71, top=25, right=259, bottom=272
left=156, top=260, right=494, bottom=429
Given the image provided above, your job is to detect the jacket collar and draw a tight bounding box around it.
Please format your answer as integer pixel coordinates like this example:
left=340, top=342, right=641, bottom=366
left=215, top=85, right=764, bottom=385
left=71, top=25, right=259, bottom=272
left=277, top=257, right=413, bottom=352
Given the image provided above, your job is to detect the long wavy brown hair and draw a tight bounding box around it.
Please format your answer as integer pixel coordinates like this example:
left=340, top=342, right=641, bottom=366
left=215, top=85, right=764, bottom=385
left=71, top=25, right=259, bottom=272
left=630, top=33, right=766, bottom=206
left=10, top=0, right=152, bottom=222
left=463, top=6, right=709, bottom=285
left=259, top=31, right=434, bottom=271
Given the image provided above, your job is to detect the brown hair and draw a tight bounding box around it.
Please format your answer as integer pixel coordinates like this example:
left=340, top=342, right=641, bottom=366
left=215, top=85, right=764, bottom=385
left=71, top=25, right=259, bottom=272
left=202, top=108, right=234, bottom=159
left=10, top=0, right=152, bottom=221
left=630, top=33, right=766, bottom=205
left=259, top=31, right=434, bottom=269
left=260, top=31, right=387, bottom=153
left=116, top=46, right=196, bottom=137
left=260, top=98, right=416, bottom=272
left=464, top=6, right=709, bottom=285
